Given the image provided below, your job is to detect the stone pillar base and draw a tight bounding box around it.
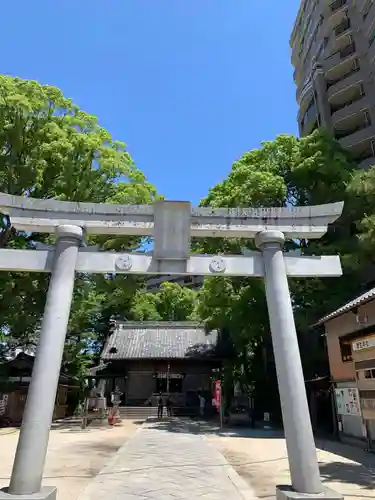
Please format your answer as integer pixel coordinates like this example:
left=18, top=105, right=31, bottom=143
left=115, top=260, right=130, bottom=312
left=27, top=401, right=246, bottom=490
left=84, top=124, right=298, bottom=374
left=277, top=485, right=343, bottom=500
left=0, top=487, right=57, bottom=500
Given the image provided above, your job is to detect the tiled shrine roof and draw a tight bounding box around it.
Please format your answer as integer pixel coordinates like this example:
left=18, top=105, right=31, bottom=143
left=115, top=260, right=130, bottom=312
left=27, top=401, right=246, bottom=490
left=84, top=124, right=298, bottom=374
left=100, top=321, right=218, bottom=360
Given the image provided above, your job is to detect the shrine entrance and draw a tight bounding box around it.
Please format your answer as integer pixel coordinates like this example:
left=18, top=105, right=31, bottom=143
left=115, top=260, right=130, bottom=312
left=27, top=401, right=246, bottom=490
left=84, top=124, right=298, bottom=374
left=0, top=194, right=344, bottom=500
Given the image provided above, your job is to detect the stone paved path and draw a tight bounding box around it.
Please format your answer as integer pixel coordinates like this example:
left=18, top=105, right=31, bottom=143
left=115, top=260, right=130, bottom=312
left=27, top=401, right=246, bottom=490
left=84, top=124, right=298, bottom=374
left=78, top=419, right=257, bottom=500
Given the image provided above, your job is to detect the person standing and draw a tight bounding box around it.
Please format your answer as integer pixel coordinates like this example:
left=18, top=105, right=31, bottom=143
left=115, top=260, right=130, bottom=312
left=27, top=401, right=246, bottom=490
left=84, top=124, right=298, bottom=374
left=157, top=392, right=164, bottom=420
left=198, top=393, right=206, bottom=418
left=166, top=394, right=173, bottom=417
left=110, top=386, right=123, bottom=423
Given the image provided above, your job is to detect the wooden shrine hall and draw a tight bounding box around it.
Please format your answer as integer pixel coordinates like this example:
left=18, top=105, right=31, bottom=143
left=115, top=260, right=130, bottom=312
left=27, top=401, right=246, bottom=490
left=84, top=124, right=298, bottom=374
left=87, top=321, right=221, bottom=409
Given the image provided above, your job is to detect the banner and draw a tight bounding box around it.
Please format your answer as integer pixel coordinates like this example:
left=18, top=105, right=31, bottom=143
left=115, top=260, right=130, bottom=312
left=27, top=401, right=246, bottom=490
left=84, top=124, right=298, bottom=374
left=214, top=380, right=221, bottom=409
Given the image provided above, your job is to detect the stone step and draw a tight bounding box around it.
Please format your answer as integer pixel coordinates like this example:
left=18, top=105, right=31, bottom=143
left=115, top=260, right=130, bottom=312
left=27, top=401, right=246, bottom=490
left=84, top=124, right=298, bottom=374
left=117, top=407, right=158, bottom=419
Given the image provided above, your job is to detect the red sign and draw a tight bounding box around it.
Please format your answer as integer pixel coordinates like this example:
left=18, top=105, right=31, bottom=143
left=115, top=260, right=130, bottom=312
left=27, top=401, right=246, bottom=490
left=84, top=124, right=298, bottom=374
left=214, top=380, right=221, bottom=409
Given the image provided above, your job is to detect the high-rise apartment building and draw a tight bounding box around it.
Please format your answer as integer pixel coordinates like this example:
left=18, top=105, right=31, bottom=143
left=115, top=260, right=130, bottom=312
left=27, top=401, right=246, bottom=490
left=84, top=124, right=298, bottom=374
left=291, top=0, right=375, bottom=168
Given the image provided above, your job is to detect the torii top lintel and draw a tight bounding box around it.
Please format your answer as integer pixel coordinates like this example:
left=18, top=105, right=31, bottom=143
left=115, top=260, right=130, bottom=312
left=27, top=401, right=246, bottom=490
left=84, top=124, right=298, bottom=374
left=0, top=193, right=344, bottom=240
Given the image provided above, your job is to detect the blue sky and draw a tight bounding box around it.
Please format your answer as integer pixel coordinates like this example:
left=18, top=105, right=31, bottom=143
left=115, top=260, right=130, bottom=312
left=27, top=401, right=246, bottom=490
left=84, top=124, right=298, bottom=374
left=1, top=0, right=300, bottom=204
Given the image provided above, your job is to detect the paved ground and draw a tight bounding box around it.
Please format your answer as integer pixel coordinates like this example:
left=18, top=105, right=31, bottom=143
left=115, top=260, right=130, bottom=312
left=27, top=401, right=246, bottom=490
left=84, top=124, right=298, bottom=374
left=1, top=419, right=374, bottom=500
left=77, top=418, right=257, bottom=500
left=206, top=425, right=375, bottom=500
left=0, top=421, right=138, bottom=500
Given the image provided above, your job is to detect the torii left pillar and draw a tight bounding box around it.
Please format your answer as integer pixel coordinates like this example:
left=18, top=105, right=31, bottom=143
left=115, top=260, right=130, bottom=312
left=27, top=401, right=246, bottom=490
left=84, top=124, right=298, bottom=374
left=6, top=225, right=83, bottom=500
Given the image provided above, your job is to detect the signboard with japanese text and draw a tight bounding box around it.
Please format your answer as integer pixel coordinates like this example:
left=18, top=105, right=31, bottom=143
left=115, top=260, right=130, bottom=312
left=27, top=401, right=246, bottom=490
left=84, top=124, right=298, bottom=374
left=352, top=336, right=375, bottom=352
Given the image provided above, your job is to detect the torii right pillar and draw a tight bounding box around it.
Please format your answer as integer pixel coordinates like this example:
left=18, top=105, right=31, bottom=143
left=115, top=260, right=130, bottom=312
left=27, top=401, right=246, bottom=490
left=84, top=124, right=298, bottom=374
left=255, top=230, right=342, bottom=500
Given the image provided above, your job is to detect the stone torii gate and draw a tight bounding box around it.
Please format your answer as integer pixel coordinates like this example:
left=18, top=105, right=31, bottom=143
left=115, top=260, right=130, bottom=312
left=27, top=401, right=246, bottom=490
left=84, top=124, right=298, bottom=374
left=0, top=194, right=343, bottom=500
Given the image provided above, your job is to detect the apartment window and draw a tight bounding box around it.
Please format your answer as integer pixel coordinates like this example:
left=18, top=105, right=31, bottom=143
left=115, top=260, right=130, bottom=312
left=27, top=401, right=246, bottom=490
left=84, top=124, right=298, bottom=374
left=364, top=369, right=375, bottom=379
left=340, top=339, right=353, bottom=362
left=316, top=41, right=325, bottom=59
left=307, top=18, right=313, bottom=36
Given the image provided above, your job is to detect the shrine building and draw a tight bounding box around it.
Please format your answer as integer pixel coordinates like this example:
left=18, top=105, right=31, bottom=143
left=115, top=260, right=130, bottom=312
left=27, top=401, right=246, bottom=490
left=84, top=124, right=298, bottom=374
left=87, top=321, right=221, bottom=411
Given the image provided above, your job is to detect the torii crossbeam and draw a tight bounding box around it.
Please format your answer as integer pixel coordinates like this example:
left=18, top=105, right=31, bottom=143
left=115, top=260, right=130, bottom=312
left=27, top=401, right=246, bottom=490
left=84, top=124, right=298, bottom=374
left=0, top=194, right=343, bottom=500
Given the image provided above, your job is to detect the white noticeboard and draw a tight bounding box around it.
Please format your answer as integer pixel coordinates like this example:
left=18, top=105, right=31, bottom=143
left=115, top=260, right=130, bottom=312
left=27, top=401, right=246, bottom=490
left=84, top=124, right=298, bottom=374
left=334, top=387, right=361, bottom=417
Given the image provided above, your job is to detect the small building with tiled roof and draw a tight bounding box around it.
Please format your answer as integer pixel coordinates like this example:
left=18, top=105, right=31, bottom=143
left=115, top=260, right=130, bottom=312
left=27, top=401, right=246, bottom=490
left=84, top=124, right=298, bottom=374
left=88, top=321, right=221, bottom=409
left=0, top=353, right=79, bottom=424
left=317, top=287, right=375, bottom=448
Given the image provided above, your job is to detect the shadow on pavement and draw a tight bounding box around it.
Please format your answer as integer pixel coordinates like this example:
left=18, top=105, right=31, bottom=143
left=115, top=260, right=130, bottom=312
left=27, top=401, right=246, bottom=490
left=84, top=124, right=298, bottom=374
left=319, top=461, right=375, bottom=489
left=144, top=418, right=375, bottom=471
left=140, top=417, right=284, bottom=439
left=316, top=438, right=375, bottom=473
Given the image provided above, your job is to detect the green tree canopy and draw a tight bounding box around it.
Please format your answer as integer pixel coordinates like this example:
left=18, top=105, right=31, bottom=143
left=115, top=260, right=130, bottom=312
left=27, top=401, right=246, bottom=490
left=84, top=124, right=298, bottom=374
left=0, top=76, right=157, bottom=369
left=130, top=281, right=198, bottom=321
left=196, top=129, right=373, bottom=401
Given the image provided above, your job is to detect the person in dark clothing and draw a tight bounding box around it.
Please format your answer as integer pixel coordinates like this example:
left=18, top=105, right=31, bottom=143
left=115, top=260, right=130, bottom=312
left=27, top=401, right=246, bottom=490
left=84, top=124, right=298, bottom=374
left=166, top=395, right=172, bottom=417
left=157, top=392, right=164, bottom=419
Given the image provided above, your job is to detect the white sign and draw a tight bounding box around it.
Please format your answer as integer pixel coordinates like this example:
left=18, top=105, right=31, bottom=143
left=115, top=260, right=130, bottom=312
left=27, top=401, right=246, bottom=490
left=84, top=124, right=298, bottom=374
left=335, top=388, right=361, bottom=417
left=157, top=373, right=183, bottom=379
left=352, top=337, right=375, bottom=352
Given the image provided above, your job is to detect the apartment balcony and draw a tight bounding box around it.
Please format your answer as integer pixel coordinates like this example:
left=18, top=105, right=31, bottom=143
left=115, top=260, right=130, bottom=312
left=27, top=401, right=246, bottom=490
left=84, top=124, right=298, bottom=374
left=332, top=21, right=353, bottom=55
left=331, top=95, right=367, bottom=125
left=325, top=43, right=357, bottom=80
left=328, top=0, right=348, bottom=25
left=337, top=121, right=375, bottom=149
left=359, top=156, right=375, bottom=169
left=327, top=67, right=362, bottom=100
left=325, top=43, right=356, bottom=71
left=334, top=18, right=351, bottom=38
left=349, top=134, right=375, bottom=162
